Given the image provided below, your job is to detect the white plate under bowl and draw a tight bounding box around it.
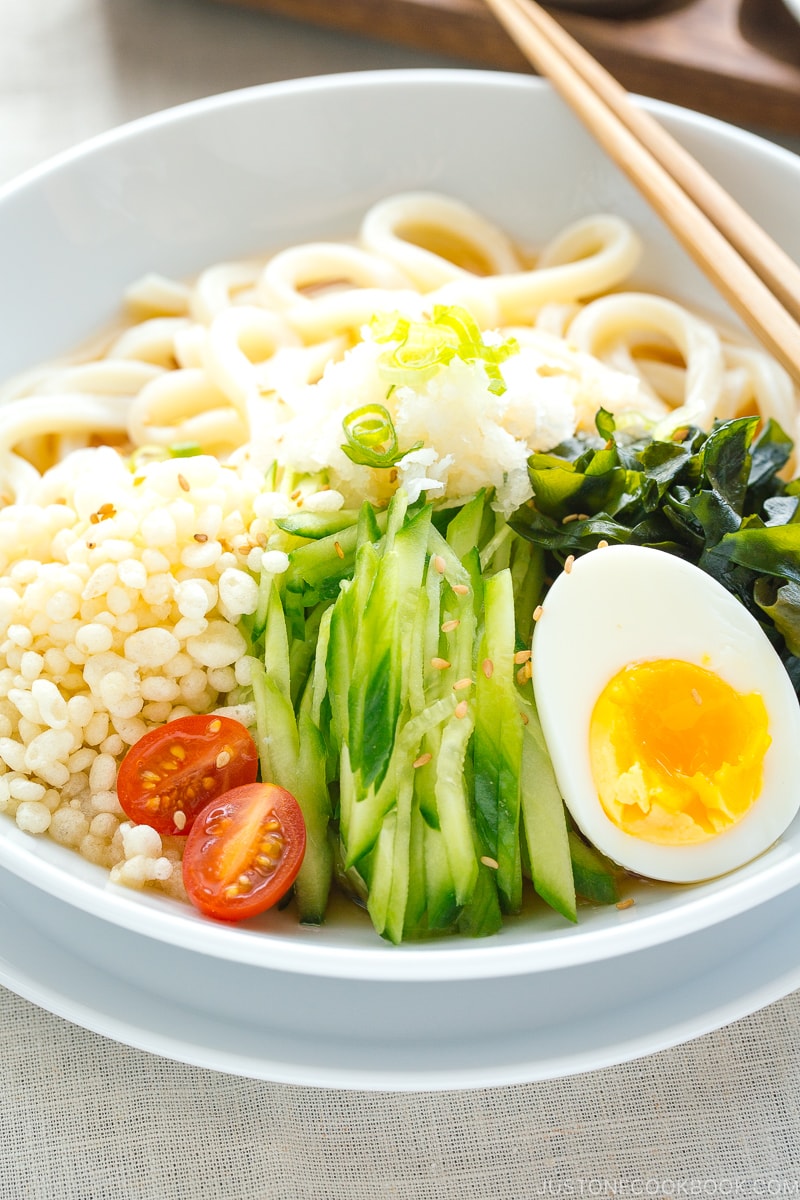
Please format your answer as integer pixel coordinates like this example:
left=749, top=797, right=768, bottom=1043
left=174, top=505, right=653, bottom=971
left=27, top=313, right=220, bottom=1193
left=2, top=863, right=800, bottom=1089
left=1, top=70, right=800, bottom=1082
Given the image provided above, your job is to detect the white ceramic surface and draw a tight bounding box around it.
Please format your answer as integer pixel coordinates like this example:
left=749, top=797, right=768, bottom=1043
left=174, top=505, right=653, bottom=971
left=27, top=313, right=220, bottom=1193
left=1, top=71, right=800, bottom=1079
left=2, top=862, right=800, bottom=1089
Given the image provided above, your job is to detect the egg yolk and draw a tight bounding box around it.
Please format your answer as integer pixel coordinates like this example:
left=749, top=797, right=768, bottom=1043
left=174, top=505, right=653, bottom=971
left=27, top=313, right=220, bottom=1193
left=589, top=659, right=771, bottom=845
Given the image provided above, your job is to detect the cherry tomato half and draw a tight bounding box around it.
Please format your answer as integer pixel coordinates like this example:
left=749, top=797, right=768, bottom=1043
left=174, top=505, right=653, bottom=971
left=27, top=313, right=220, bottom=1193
left=116, top=714, right=259, bottom=836
left=182, top=782, right=306, bottom=921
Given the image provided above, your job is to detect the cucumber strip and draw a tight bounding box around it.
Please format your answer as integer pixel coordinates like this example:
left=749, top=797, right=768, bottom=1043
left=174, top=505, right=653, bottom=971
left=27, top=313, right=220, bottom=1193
left=422, top=558, right=445, bottom=701
left=411, top=726, right=440, bottom=829
left=356, top=499, right=382, bottom=546
left=310, top=603, right=334, bottom=728
left=365, top=811, right=396, bottom=938
left=262, top=581, right=291, bottom=703
left=326, top=538, right=380, bottom=749
left=445, top=489, right=486, bottom=560
left=293, top=700, right=334, bottom=924
left=245, top=567, right=274, bottom=647
left=568, top=831, right=619, bottom=905
left=456, top=863, right=503, bottom=938
left=343, top=696, right=456, bottom=866
left=519, top=698, right=577, bottom=923
left=479, top=520, right=514, bottom=574
left=473, top=569, right=523, bottom=913
left=423, top=821, right=459, bottom=932
left=509, top=536, right=545, bottom=650
left=286, top=511, right=386, bottom=602
left=426, top=524, right=472, bottom=591
left=251, top=661, right=299, bottom=792
left=435, top=711, right=479, bottom=905
left=348, top=505, right=431, bottom=791
left=403, top=791, right=428, bottom=939
left=288, top=600, right=326, bottom=710
left=275, top=510, right=361, bottom=539
left=382, top=771, right=415, bottom=944
left=407, top=583, right=429, bottom=717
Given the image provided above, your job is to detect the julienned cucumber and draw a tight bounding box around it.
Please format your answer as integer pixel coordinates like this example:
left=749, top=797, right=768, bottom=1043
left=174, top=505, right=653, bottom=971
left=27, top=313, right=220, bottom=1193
left=249, top=489, right=616, bottom=941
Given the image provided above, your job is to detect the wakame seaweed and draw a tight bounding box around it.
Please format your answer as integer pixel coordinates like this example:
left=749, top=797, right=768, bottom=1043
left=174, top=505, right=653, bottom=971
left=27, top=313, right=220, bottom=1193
left=509, top=412, right=800, bottom=693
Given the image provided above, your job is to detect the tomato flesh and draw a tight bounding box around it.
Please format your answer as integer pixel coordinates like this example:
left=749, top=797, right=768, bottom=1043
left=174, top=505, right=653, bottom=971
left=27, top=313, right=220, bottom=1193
left=116, top=714, right=259, bottom=836
left=182, top=782, right=306, bottom=921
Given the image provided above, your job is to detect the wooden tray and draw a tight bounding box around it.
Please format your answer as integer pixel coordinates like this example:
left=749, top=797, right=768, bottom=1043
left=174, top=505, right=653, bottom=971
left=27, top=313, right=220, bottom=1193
left=211, top=0, right=800, bottom=135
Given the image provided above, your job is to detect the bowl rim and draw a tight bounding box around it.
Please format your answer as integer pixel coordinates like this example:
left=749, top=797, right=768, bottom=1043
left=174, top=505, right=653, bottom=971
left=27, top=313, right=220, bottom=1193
left=2, top=66, right=800, bottom=983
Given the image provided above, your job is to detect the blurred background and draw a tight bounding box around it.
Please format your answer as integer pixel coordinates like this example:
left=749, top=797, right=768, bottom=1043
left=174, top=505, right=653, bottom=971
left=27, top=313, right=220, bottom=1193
left=2, top=0, right=799, bottom=189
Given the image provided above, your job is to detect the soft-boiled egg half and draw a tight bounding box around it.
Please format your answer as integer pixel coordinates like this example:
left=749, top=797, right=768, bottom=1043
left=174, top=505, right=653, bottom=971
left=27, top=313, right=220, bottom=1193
left=532, top=544, right=800, bottom=883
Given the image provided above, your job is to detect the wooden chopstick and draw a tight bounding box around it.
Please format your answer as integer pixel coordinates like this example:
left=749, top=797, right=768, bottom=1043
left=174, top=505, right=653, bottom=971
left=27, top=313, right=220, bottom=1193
left=483, top=0, right=800, bottom=385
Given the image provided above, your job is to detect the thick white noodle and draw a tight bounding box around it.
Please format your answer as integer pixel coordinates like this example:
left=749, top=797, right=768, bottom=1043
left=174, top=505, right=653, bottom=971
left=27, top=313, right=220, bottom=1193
left=190, top=261, right=263, bottom=325
left=30, top=359, right=164, bottom=396
left=484, top=216, right=643, bottom=323
left=0, top=194, right=797, bottom=505
left=258, top=243, right=416, bottom=341
left=567, top=292, right=725, bottom=432
left=0, top=395, right=130, bottom=455
left=203, top=306, right=301, bottom=434
left=359, top=192, right=523, bottom=288
left=123, top=272, right=191, bottom=318
left=108, top=318, right=193, bottom=368
left=128, top=368, right=248, bottom=450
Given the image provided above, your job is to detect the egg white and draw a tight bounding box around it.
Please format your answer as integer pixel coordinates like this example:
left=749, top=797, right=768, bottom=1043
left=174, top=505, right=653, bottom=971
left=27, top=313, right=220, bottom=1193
left=532, top=544, right=800, bottom=883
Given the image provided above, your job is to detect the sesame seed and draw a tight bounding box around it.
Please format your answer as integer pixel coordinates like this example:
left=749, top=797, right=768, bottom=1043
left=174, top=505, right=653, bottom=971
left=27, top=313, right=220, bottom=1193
left=564, top=555, right=575, bottom=574
left=616, top=898, right=635, bottom=910
left=482, top=658, right=494, bottom=679
left=453, top=677, right=472, bottom=691
left=561, top=513, right=579, bottom=525
left=452, top=584, right=469, bottom=595
left=454, top=700, right=469, bottom=719
left=177, top=473, right=190, bottom=492
left=194, top=532, right=209, bottom=543
left=480, top=856, right=499, bottom=869
left=533, top=605, right=544, bottom=622
left=513, top=650, right=532, bottom=665
left=516, top=661, right=533, bottom=685
left=441, top=619, right=460, bottom=633
left=597, top=539, right=609, bottom=549
left=413, top=752, right=433, bottom=769
left=433, top=555, right=446, bottom=575
left=290, top=488, right=302, bottom=501
left=520, top=711, right=529, bottom=725
left=431, top=657, right=451, bottom=670
left=334, top=541, right=344, bottom=560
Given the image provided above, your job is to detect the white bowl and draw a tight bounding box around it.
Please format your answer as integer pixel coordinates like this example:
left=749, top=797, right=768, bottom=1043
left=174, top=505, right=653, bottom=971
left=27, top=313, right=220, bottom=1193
left=1, top=70, right=800, bottom=1083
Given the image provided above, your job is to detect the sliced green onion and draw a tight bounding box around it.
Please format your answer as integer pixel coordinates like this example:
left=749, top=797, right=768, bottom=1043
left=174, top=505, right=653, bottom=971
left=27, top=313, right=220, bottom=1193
left=370, top=304, right=518, bottom=394
left=340, top=404, right=422, bottom=469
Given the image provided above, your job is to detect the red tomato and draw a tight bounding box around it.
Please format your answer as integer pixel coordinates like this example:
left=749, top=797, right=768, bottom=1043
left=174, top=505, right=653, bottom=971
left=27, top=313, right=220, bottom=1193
left=116, top=714, right=259, bottom=836
left=182, top=782, right=306, bottom=921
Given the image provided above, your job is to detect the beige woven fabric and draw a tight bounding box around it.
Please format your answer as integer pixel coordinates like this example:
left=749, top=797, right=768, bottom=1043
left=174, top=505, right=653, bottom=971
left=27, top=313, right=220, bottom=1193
left=2, top=984, right=799, bottom=1199
left=3, top=3, right=800, bottom=1197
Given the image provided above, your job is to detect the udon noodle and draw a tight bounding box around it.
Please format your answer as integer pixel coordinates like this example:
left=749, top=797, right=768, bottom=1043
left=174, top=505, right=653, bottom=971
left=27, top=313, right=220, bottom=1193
left=2, top=191, right=797, bottom=506
left=0, top=192, right=797, bottom=897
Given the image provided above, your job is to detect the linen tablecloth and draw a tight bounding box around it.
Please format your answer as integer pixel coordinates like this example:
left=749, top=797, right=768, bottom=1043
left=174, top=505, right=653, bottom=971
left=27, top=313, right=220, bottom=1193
left=2, top=2, right=799, bottom=1195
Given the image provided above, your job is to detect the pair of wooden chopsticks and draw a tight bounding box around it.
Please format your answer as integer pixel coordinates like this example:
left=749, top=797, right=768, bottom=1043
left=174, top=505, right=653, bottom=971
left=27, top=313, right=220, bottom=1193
left=483, top=0, right=800, bottom=386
